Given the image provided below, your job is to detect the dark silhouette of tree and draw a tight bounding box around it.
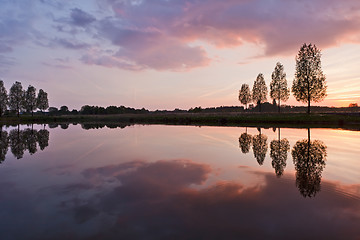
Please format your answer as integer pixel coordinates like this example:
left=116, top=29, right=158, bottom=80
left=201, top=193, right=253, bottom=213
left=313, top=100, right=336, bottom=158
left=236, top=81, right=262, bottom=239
left=9, top=81, right=24, bottom=117
left=37, top=129, right=49, bottom=151
left=239, top=128, right=252, bottom=153
left=9, top=127, right=25, bottom=159
left=0, top=129, right=8, bottom=163
left=292, top=43, right=327, bottom=114
left=238, top=84, right=252, bottom=109
left=24, top=85, right=37, bottom=116
left=292, top=128, right=327, bottom=198
left=37, top=89, right=49, bottom=113
left=0, top=80, right=8, bottom=116
left=270, top=128, right=289, bottom=177
left=60, top=123, right=69, bottom=129
left=252, top=73, right=267, bottom=112
left=23, top=128, right=38, bottom=155
left=270, top=62, right=289, bottom=113
left=252, top=129, right=268, bottom=165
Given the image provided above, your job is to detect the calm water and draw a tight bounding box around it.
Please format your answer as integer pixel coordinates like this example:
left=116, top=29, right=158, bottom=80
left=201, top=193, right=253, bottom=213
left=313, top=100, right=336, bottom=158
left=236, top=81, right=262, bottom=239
left=0, top=124, right=359, bottom=239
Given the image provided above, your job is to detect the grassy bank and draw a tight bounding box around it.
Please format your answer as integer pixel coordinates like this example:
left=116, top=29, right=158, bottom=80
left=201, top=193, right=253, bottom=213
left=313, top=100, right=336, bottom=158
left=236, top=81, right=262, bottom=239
left=1, top=112, right=359, bottom=130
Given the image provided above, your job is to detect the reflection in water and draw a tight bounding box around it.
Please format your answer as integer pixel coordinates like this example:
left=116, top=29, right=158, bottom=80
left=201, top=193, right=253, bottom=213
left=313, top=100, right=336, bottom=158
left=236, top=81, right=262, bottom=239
left=0, top=125, right=357, bottom=239
left=238, top=128, right=252, bottom=153
left=238, top=128, right=329, bottom=197
left=292, top=129, right=327, bottom=198
left=252, top=128, right=268, bottom=165
left=0, top=125, right=50, bottom=161
left=80, top=123, right=130, bottom=130
left=270, top=128, right=289, bottom=177
left=0, top=130, right=8, bottom=163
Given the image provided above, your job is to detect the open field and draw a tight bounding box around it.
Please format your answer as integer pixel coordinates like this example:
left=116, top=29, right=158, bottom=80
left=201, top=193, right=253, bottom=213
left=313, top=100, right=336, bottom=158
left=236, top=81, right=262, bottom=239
left=1, top=112, right=360, bottom=130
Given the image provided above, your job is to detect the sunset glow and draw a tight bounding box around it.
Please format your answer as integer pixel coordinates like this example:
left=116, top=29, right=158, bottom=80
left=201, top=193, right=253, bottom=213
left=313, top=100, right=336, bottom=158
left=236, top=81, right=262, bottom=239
left=1, top=0, right=359, bottom=110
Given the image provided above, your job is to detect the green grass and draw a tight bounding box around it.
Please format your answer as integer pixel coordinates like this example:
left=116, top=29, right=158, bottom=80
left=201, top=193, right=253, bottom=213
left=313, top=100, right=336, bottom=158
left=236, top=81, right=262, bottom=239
left=1, top=112, right=359, bottom=130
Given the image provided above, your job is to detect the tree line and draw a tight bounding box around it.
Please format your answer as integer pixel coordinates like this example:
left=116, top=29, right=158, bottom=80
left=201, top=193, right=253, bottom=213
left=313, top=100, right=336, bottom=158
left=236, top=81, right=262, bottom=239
left=0, top=80, right=49, bottom=117
left=239, top=43, right=327, bottom=114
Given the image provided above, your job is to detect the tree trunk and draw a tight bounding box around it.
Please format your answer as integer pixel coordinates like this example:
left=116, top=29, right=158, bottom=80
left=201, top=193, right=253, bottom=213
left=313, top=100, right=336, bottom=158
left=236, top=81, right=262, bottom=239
left=278, top=98, right=281, bottom=113
left=307, top=100, right=310, bottom=114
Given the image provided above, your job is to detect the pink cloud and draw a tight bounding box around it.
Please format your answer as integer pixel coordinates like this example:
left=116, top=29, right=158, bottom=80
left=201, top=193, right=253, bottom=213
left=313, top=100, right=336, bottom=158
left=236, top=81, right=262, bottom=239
left=99, top=0, right=360, bottom=57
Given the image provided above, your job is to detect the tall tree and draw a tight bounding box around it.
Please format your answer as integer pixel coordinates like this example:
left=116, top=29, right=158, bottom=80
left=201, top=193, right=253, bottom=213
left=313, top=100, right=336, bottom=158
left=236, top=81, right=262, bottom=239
left=37, top=89, right=49, bottom=113
left=238, top=84, right=252, bottom=109
left=252, top=73, right=267, bottom=112
left=270, top=62, right=289, bottom=113
left=9, top=81, right=24, bottom=117
left=292, top=43, right=327, bottom=114
left=0, top=80, right=8, bottom=116
left=24, top=85, right=37, bottom=116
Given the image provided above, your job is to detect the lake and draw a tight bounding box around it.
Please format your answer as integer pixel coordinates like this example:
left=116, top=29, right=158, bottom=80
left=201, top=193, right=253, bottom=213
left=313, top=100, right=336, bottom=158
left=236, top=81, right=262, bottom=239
left=0, top=124, right=359, bottom=239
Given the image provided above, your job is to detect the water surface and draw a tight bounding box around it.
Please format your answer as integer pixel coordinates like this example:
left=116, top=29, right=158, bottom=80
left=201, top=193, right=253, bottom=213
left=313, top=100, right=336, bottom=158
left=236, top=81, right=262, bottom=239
left=0, top=124, right=359, bottom=239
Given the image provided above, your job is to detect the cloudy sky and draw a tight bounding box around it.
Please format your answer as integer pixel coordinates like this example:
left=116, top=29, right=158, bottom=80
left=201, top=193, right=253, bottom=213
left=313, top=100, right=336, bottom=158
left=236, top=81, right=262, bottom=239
left=1, top=0, right=360, bottom=110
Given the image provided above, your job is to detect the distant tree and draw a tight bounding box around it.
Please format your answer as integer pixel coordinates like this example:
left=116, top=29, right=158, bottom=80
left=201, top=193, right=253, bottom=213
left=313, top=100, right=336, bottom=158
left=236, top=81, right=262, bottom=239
left=9, top=81, right=24, bottom=117
left=252, top=73, right=267, bottom=112
left=0, top=80, right=8, bottom=116
left=349, top=103, right=358, bottom=108
left=292, top=128, right=327, bottom=198
left=59, top=105, right=69, bottom=114
left=270, top=62, right=289, bottom=113
left=37, top=89, right=49, bottom=113
left=252, top=129, right=268, bottom=165
left=48, top=107, right=58, bottom=115
left=24, top=85, right=37, bottom=116
left=292, top=43, right=327, bottom=114
left=238, top=84, right=252, bottom=109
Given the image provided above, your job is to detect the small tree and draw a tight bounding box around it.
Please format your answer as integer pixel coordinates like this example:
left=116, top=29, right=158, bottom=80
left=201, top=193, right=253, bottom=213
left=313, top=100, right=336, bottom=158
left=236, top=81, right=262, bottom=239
left=9, top=81, right=24, bottom=117
left=270, top=62, right=289, bottom=113
left=238, top=84, right=252, bottom=110
left=37, top=89, right=49, bottom=113
left=252, top=73, right=267, bottom=112
left=0, top=80, right=8, bottom=116
left=24, top=85, right=37, bottom=116
left=292, top=43, right=327, bottom=114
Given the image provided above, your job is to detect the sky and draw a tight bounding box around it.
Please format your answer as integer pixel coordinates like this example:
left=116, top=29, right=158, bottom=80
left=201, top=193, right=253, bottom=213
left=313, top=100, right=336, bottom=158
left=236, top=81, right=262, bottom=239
left=0, top=0, right=360, bottom=111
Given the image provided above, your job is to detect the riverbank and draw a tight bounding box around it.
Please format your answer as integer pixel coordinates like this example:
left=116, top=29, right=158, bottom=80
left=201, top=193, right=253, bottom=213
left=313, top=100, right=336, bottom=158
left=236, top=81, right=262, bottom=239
left=1, top=112, right=359, bottom=130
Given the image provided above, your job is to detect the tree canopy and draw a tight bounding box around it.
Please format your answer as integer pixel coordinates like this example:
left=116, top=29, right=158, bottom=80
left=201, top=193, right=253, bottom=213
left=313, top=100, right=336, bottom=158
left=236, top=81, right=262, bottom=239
left=238, top=84, right=252, bottom=109
left=9, top=81, right=24, bottom=117
left=292, top=43, right=327, bottom=114
left=252, top=73, right=267, bottom=112
left=270, top=62, right=289, bottom=113
left=0, top=80, right=8, bottom=116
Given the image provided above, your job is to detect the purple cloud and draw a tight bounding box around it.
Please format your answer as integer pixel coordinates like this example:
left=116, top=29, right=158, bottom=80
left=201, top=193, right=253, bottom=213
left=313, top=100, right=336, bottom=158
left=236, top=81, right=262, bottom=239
left=70, top=8, right=96, bottom=27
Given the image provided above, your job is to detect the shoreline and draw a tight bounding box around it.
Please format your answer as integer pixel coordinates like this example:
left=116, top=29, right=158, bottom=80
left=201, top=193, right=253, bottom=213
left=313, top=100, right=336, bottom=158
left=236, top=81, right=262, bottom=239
left=1, top=112, right=359, bottom=130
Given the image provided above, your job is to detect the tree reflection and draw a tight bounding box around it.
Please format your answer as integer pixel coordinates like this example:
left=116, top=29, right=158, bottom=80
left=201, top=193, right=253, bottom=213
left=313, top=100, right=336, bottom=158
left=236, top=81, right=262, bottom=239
left=239, top=128, right=252, bottom=154
left=252, top=128, right=268, bottom=165
left=270, top=128, right=289, bottom=177
left=23, top=128, right=37, bottom=155
left=9, top=127, right=25, bottom=159
left=0, top=129, right=8, bottom=163
left=292, top=128, right=327, bottom=198
left=0, top=126, right=50, bottom=161
left=37, top=129, right=50, bottom=151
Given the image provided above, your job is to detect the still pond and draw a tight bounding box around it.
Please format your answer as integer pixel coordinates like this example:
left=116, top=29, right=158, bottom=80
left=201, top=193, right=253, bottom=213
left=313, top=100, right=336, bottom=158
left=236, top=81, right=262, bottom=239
left=0, top=124, right=359, bottom=239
